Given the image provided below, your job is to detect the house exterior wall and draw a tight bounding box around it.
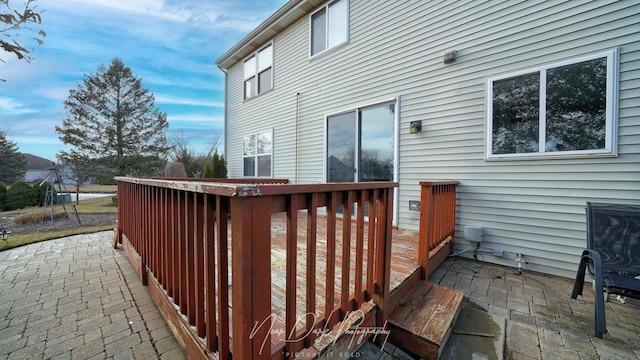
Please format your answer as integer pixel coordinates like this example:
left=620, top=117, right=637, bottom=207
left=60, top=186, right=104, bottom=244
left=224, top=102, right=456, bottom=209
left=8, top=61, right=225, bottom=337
left=24, top=170, right=49, bottom=183
left=220, top=0, right=640, bottom=278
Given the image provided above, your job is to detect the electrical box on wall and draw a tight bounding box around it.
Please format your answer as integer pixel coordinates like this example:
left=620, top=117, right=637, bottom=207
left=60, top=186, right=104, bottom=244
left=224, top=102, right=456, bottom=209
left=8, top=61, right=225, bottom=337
left=464, top=226, right=484, bottom=243
left=409, top=200, right=420, bottom=211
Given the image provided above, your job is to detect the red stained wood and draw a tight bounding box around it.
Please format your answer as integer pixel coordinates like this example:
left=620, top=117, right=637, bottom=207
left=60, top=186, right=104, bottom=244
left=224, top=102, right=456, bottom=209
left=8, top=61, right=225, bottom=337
left=388, top=280, right=464, bottom=359
left=216, top=196, right=230, bottom=358
left=203, top=194, right=218, bottom=352
left=325, top=193, right=338, bottom=330
left=419, top=182, right=459, bottom=279
left=115, top=179, right=465, bottom=360
left=185, top=192, right=196, bottom=325
left=231, top=196, right=272, bottom=359
left=305, top=193, right=318, bottom=347
left=194, top=193, right=206, bottom=337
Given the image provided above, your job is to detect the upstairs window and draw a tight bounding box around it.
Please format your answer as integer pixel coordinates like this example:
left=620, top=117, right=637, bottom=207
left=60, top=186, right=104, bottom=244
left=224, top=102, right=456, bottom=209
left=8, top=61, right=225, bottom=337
left=487, top=49, right=618, bottom=159
left=243, top=130, right=273, bottom=177
left=310, top=0, right=348, bottom=57
left=244, top=43, right=273, bottom=99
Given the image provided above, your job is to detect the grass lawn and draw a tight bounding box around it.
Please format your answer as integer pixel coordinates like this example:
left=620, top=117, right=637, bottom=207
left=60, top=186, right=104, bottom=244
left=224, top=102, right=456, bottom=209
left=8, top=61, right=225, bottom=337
left=69, top=184, right=118, bottom=193
left=1, top=195, right=117, bottom=251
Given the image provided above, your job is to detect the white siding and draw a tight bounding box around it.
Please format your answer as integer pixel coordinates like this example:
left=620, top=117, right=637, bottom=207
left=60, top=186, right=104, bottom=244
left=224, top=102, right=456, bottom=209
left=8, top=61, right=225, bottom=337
left=222, top=0, right=640, bottom=278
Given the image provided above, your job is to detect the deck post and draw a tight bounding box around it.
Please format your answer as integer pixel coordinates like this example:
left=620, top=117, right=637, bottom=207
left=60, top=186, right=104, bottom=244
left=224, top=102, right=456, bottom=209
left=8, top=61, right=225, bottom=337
left=374, top=188, right=394, bottom=328
left=231, top=195, right=272, bottom=359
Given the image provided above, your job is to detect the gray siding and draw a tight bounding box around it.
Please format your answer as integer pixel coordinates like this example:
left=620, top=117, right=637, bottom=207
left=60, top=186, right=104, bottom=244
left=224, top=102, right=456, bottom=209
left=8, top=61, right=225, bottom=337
left=222, top=0, right=640, bottom=278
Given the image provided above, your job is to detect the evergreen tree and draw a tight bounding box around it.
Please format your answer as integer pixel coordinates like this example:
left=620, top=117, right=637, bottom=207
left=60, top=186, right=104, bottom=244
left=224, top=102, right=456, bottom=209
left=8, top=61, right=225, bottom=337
left=0, top=183, right=6, bottom=210
left=0, top=129, right=27, bottom=184
left=55, top=58, right=169, bottom=178
left=202, top=151, right=227, bottom=178
left=5, top=181, right=37, bottom=210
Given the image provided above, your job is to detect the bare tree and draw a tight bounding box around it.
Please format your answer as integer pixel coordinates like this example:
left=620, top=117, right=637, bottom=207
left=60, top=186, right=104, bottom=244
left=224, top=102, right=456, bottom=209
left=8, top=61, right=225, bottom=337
left=1, top=0, right=46, bottom=80
left=169, top=130, right=223, bottom=178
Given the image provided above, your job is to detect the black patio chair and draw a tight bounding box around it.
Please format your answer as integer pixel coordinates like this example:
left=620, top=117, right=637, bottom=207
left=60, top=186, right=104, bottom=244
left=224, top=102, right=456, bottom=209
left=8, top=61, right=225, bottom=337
left=571, top=202, right=640, bottom=338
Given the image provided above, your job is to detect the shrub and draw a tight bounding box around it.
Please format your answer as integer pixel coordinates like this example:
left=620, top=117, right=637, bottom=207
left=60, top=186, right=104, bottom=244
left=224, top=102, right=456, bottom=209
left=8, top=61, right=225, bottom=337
left=0, top=183, right=6, bottom=211
left=6, top=181, right=39, bottom=211
left=112, top=195, right=118, bottom=207
left=13, top=210, right=66, bottom=225
left=97, top=176, right=117, bottom=185
left=202, top=151, right=227, bottom=178
left=32, top=182, right=48, bottom=206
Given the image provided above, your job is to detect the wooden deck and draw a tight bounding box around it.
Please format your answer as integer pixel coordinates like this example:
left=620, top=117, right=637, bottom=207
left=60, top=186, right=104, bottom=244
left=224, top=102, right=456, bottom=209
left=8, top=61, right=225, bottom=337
left=268, top=212, right=422, bottom=347
left=269, top=213, right=463, bottom=358
left=115, top=178, right=461, bottom=359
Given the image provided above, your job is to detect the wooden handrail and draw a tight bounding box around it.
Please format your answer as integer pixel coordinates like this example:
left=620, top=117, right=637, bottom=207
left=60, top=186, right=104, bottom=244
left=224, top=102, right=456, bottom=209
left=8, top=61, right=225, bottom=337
left=115, top=177, right=397, bottom=359
left=418, top=181, right=459, bottom=278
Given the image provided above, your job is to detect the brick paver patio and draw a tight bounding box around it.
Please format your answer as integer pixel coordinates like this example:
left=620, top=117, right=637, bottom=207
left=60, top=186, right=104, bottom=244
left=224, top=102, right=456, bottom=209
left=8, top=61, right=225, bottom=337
left=1, top=230, right=639, bottom=359
left=0, top=231, right=185, bottom=360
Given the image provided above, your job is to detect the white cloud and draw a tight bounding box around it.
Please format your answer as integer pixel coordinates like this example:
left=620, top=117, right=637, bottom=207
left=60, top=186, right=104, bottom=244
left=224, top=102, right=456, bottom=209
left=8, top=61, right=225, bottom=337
left=48, top=0, right=190, bottom=22
left=167, top=113, right=223, bottom=125
left=155, top=95, right=223, bottom=108
left=0, top=98, right=38, bottom=115
left=3, top=0, right=287, bottom=159
left=13, top=135, right=63, bottom=145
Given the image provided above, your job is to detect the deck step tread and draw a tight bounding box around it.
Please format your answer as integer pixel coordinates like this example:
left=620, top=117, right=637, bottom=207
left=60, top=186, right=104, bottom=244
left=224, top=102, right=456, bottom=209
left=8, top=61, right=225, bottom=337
left=387, top=280, right=464, bottom=359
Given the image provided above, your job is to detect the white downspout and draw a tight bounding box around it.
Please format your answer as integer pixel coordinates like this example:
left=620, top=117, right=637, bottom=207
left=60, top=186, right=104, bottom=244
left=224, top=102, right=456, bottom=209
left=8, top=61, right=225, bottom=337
left=393, top=96, right=400, bottom=228
left=295, top=92, right=300, bottom=184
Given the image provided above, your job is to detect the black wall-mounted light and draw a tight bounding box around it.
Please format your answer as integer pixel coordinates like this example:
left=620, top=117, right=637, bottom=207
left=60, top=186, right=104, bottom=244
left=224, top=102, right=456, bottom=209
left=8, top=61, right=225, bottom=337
left=410, top=120, right=422, bottom=134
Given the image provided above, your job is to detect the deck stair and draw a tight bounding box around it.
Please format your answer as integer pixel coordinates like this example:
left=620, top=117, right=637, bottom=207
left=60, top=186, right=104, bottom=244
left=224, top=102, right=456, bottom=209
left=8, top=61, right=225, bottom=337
left=386, top=280, right=464, bottom=359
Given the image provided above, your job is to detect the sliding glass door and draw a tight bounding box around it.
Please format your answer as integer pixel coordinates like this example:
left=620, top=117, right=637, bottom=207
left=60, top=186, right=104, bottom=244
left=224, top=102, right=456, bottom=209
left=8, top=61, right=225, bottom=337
left=327, top=102, right=395, bottom=184
left=327, top=111, right=356, bottom=182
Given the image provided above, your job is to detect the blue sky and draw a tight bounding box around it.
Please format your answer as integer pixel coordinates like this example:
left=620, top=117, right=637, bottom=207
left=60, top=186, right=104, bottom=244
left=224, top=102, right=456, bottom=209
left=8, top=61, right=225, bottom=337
left=0, top=0, right=286, bottom=161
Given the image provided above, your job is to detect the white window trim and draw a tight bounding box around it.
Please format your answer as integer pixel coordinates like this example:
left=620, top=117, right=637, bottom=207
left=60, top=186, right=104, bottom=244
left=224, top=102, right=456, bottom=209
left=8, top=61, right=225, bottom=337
left=243, top=129, right=274, bottom=177
left=243, top=41, right=274, bottom=100
left=308, top=0, right=349, bottom=59
left=485, top=49, right=619, bottom=161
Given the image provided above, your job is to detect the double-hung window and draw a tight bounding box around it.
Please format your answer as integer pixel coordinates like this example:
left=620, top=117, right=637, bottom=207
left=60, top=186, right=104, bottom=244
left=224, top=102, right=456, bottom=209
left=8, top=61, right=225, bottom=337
left=243, top=130, right=273, bottom=177
left=310, top=0, right=348, bottom=57
left=486, top=49, right=618, bottom=159
left=244, top=43, right=273, bottom=99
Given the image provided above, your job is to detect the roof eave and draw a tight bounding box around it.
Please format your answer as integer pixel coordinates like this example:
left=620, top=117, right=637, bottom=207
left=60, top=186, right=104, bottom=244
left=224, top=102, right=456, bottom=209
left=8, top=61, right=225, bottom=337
left=216, top=0, right=324, bottom=70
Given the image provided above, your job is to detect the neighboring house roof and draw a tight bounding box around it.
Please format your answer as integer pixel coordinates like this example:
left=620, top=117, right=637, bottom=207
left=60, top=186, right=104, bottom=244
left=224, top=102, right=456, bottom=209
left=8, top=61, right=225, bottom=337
left=216, top=0, right=325, bottom=70
left=23, top=154, right=54, bottom=171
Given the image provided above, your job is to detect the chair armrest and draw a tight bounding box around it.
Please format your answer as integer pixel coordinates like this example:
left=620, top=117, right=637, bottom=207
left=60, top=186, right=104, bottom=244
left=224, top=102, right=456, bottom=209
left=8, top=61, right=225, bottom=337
left=572, top=249, right=604, bottom=298
left=571, top=249, right=607, bottom=337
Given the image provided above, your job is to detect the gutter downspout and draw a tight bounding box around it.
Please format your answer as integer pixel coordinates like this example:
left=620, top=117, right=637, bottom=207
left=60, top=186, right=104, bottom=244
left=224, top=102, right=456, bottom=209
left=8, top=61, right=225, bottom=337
left=220, top=67, right=228, bottom=163
left=393, top=96, right=400, bottom=228
left=295, top=92, right=300, bottom=184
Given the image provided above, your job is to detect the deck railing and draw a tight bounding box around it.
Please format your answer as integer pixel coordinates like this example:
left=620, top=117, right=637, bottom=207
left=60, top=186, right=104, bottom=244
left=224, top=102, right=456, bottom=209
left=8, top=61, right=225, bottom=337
left=114, top=177, right=397, bottom=359
left=418, top=181, right=459, bottom=278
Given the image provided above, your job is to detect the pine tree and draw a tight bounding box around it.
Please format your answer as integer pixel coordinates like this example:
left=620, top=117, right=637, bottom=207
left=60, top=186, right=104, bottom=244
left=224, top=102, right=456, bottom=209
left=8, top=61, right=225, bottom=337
left=55, top=58, right=169, bottom=178
left=202, top=151, right=227, bottom=178
left=212, top=152, right=227, bottom=178
left=0, top=129, right=27, bottom=184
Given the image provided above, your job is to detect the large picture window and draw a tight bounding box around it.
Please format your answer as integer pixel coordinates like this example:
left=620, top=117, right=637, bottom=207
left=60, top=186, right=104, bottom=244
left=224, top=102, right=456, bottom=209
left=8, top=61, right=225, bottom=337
left=244, top=43, right=273, bottom=99
left=487, top=50, right=618, bottom=159
left=243, top=130, right=272, bottom=177
left=310, top=0, right=348, bottom=57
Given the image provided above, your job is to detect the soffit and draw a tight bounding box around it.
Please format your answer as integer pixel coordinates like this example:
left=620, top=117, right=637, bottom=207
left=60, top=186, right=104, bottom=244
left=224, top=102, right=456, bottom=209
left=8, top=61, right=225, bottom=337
left=216, top=0, right=326, bottom=70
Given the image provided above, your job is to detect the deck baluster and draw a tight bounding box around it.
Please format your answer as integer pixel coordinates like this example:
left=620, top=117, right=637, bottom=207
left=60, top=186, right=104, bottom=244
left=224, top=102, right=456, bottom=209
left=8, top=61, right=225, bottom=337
left=114, top=178, right=398, bottom=359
